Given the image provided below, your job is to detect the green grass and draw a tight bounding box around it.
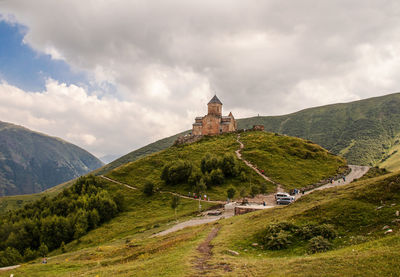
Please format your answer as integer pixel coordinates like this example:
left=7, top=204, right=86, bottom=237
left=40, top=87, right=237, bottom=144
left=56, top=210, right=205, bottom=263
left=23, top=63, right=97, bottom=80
left=4, top=168, right=400, bottom=276
left=238, top=92, right=400, bottom=171
left=55, top=179, right=217, bottom=253
left=105, top=133, right=273, bottom=201
left=239, top=131, right=346, bottom=190
left=105, top=132, right=344, bottom=200
left=0, top=179, right=74, bottom=215
left=206, top=171, right=400, bottom=276
left=94, top=130, right=190, bottom=176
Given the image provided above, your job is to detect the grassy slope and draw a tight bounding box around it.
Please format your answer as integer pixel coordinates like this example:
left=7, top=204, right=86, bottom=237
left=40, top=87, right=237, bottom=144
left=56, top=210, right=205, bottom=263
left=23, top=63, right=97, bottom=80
left=0, top=179, right=75, bottom=215
left=94, top=130, right=190, bottom=175
left=0, top=176, right=216, bottom=276
left=0, top=130, right=345, bottom=213
left=94, top=92, right=400, bottom=175
left=238, top=92, right=400, bottom=170
left=106, top=133, right=271, bottom=201
left=240, top=132, right=346, bottom=189
left=5, top=167, right=400, bottom=276
left=105, top=132, right=344, bottom=199
left=0, top=131, right=190, bottom=215
left=207, top=172, right=400, bottom=276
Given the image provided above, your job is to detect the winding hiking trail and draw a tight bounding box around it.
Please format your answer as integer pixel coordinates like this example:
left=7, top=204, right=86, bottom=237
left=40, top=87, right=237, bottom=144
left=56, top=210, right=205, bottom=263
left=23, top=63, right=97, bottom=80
left=235, top=134, right=369, bottom=205
left=100, top=175, right=137, bottom=190
left=235, top=134, right=280, bottom=187
left=303, top=164, right=370, bottom=195
left=99, top=175, right=224, bottom=204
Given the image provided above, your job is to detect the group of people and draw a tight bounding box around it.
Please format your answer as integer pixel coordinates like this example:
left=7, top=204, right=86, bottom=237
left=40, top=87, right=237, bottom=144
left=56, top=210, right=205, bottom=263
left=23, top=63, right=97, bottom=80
left=290, top=188, right=305, bottom=195
left=329, top=175, right=346, bottom=184
left=188, top=192, right=210, bottom=201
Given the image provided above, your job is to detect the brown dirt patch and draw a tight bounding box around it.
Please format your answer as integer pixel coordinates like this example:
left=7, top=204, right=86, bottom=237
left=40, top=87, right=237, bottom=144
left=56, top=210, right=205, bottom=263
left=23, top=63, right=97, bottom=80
left=192, top=225, right=232, bottom=276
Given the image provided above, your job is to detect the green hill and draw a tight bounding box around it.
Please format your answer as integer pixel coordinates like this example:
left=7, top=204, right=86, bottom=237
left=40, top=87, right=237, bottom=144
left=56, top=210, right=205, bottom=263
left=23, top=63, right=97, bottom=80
left=1, top=141, right=399, bottom=276
left=238, top=92, right=400, bottom=170
left=105, top=131, right=345, bottom=198
left=0, top=130, right=344, bottom=214
left=95, top=130, right=190, bottom=175
left=0, top=121, right=103, bottom=196
left=97, top=93, right=400, bottom=175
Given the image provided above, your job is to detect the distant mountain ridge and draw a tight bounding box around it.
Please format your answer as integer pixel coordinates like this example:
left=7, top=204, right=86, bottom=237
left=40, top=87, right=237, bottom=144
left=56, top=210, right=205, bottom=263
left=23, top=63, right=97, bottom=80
left=238, top=92, right=400, bottom=170
left=0, top=121, right=104, bottom=196
left=97, top=92, right=400, bottom=174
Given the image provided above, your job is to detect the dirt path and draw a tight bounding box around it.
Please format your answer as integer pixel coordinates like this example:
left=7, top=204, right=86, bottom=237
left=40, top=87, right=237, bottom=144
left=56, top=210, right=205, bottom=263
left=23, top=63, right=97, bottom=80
left=152, top=216, right=223, bottom=237
left=0, top=264, right=20, bottom=271
left=235, top=134, right=279, bottom=186
left=99, top=175, right=137, bottom=190
left=192, top=226, right=228, bottom=276
left=159, top=191, right=225, bottom=204
left=303, top=165, right=369, bottom=195
left=99, top=175, right=224, bottom=204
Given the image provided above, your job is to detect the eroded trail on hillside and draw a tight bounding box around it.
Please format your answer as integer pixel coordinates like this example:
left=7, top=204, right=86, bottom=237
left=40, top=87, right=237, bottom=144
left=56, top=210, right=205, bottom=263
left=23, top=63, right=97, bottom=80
left=100, top=175, right=137, bottom=190
left=99, top=175, right=224, bottom=204
left=236, top=134, right=279, bottom=185
left=235, top=134, right=283, bottom=192
left=191, top=225, right=231, bottom=276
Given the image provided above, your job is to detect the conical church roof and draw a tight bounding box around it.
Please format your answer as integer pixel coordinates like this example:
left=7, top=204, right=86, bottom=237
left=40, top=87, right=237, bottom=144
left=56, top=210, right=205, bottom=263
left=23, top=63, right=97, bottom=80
left=208, top=95, right=222, bottom=105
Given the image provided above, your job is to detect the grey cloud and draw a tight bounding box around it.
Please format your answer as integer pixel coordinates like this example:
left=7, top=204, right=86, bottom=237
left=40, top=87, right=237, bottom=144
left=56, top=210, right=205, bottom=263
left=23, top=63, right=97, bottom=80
left=2, top=0, right=400, bottom=155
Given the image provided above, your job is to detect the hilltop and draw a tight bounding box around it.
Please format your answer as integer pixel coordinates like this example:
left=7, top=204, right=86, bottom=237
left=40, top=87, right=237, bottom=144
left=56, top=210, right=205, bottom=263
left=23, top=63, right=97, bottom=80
left=99, top=93, right=400, bottom=174
left=0, top=130, right=345, bottom=215
left=104, top=131, right=345, bottom=199
left=1, top=134, right=399, bottom=276
left=0, top=121, right=103, bottom=196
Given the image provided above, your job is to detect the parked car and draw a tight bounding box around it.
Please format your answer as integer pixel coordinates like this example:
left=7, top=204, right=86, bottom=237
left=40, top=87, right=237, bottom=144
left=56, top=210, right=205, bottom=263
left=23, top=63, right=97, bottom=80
left=275, top=192, right=294, bottom=200
left=277, top=197, right=294, bottom=205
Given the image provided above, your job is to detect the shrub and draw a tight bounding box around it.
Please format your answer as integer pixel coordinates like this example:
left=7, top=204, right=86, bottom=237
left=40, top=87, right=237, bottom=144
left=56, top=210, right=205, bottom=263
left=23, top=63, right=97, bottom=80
left=315, top=224, right=337, bottom=240
left=307, top=236, right=332, bottom=253
left=38, top=243, right=48, bottom=257
left=250, top=186, right=259, bottom=197
left=0, top=247, right=23, bottom=267
left=262, top=230, right=292, bottom=250
left=220, top=154, right=238, bottom=177
left=259, top=183, right=267, bottom=194
left=258, top=222, right=298, bottom=250
left=201, top=154, right=219, bottom=174
left=143, top=182, right=155, bottom=196
left=209, top=169, right=225, bottom=186
left=297, top=224, right=336, bottom=240
left=161, top=160, right=193, bottom=185
left=194, top=179, right=207, bottom=195
left=188, top=170, right=202, bottom=188
left=240, top=171, right=248, bottom=182
left=60, top=241, right=66, bottom=253
left=23, top=248, right=37, bottom=262
left=227, top=187, right=236, bottom=199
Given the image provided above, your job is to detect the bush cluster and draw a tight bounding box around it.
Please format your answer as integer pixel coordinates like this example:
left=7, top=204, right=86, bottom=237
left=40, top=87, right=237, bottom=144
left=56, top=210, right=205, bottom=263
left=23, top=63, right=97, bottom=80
left=0, top=175, right=124, bottom=267
left=161, top=160, right=193, bottom=185
left=258, top=222, right=336, bottom=252
left=161, top=153, right=240, bottom=189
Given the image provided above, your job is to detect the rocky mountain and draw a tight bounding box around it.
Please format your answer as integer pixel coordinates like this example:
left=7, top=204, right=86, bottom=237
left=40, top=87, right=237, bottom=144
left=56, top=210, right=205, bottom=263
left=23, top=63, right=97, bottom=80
left=0, top=121, right=103, bottom=196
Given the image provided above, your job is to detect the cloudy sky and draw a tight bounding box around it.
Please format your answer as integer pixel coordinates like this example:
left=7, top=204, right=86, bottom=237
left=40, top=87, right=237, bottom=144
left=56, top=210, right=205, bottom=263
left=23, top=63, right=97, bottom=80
left=1, top=0, right=400, bottom=161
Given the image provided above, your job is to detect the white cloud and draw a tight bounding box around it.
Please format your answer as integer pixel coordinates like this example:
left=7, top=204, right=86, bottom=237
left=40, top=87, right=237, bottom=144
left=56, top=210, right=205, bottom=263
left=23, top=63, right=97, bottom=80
left=2, top=1, right=400, bottom=156
left=0, top=80, right=203, bottom=157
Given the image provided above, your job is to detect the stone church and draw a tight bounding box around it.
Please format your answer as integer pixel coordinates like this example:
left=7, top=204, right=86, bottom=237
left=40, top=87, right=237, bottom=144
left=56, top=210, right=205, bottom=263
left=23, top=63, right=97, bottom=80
left=192, top=95, right=237, bottom=135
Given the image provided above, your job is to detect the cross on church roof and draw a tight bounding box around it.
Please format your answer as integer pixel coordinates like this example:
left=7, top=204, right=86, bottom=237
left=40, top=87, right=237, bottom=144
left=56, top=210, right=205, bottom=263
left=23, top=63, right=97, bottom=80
left=208, top=95, right=223, bottom=105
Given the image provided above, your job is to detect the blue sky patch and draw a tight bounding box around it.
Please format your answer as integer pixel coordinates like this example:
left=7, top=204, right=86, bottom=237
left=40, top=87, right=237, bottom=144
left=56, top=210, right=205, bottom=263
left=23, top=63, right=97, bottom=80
left=0, top=20, right=89, bottom=92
